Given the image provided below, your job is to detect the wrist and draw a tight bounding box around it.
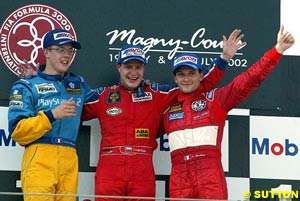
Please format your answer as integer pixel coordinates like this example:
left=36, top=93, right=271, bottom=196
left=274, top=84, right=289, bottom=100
left=275, top=43, right=284, bottom=54
left=220, top=54, right=230, bottom=62
left=44, top=110, right=56, bottom=122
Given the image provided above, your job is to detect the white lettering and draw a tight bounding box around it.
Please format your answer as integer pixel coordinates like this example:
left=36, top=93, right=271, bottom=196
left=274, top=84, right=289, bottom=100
left=106, top=28, right=245, bottom=60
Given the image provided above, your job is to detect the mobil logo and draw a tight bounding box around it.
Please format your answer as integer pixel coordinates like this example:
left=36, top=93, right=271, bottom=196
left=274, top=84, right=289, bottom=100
left=252, top=137, right=299, bottom=156
left=0, top=128, right=16, bottom=146
left=159, top=134, right=169, bottom=151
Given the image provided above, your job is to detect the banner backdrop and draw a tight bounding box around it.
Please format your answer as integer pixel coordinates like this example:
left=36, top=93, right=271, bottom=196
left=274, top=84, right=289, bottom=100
left=1, top=0, right=300, bottom=200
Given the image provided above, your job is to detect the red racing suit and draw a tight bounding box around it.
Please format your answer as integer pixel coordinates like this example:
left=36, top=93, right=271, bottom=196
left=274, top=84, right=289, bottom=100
left=81, top=57, right=227, bottom=201
left=162, top=47, right=282, bottom=200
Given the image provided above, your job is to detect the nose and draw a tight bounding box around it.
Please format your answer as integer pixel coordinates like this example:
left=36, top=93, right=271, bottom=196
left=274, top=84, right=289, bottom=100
left=182, top=75, right=190, bottom=82
left=130, top=67, right=138, bottom=74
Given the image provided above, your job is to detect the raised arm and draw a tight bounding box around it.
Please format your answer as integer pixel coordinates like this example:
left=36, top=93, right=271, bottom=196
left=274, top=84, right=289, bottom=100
left=200, top=29, right=247, bottom=92
left=217, top=25, right=295, bottom=111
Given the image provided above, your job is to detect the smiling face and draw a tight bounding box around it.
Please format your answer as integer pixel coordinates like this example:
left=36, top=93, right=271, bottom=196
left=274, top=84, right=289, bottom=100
left=174, top=66, right=204, bottom=94
left=43, top=43, right=75, bottom=75
left=116, top=60, right=145, bottom=91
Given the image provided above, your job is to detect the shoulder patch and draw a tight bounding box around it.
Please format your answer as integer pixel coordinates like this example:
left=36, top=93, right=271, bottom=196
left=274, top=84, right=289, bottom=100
left=150, top=83, right=158, bottom=92
left=10, top=87, right=24, bottom=100
left=96, top=87, right=105, bottom=95
left=207, top=89, right=216, bottom=100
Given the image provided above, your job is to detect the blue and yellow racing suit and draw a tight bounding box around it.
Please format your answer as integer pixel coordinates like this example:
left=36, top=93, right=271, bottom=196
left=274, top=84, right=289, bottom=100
left=8, top=65, right=98, bottom=201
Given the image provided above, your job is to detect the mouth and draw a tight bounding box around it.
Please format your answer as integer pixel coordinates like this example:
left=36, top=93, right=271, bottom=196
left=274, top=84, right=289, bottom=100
left=61, top=60, right=69, bottom=65
left=181, top=83, right=191, bottom=86
left=128, top=76, right=138, bottom=81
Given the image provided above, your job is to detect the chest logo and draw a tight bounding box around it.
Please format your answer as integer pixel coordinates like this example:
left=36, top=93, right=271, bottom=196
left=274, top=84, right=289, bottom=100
left=132, top=92, right=152, bottom=102
left=169, top=111, right=184, bottom=121
left=106, top=107, right=122, bottom=116
left=169, top=104, right=182, bottom=112
left=135, top=128, right=149, bottom=138
left=66, top=81, right=81, bottom=94
left=35, top=83, right=57, bottom=94
left=191, top=100, right=206, bottom=111
left=107, top=91, right=121, bottom=104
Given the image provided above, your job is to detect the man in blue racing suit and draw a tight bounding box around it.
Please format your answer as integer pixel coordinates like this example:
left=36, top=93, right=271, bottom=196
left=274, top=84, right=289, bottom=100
left=8, top=29, right=98, bottom=201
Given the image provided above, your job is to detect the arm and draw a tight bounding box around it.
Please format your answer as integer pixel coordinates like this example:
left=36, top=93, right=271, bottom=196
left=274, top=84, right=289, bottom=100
left=9, top=81, right=78, bottom=145
left=81, top=100, right=100, bottom=121
left=217, top=25, right=294, bottom=111
left=200, top=29, right=247, bottom=92
left=8, top=81, right=52, bottom=145
left=81, top=87, right=105, bottom=121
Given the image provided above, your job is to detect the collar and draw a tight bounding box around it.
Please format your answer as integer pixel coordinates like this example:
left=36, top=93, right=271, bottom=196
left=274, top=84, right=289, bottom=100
left=119, top=79, right=145, bottom=97
left=38, top=65, right=67, bottom=82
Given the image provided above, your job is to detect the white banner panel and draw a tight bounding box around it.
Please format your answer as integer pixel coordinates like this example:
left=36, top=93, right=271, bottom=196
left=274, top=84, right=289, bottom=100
left=281, top=0, right=300, bottom=56
left=250, top=115, right=300, bottom=179
left=0, top=106, right=24, bottom=171
left=226, top=177, right=250, bottom=200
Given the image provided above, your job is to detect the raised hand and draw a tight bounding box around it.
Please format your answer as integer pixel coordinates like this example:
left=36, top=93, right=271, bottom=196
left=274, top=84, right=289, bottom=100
left=18, top=60, right=39, bottom=78
left=222, top=29, right=247, bottom=61
left=51, top=97, right=77, bottom=119
left=275, top=25, right=295, bottom=54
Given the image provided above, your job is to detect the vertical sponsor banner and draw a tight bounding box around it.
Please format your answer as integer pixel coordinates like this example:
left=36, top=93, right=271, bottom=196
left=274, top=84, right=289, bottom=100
left=250, top=116, right=300, bottom=180
left=0, top=106, right=24, bottom=171
left=226, top=109, right=250, bottom=200
left=281, top=0, right=300, bottom=56
left=226, top=177, right=250, bottom=200
left=82, top=119, right=101, bottom=167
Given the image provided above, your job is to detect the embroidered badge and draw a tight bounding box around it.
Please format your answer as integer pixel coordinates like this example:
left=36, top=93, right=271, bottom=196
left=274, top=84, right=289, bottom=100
left=107, top=91, right=121, bottom=103
left=135, top=128, right=149, bottom=138
left=191, top=100, right=206, bottom=111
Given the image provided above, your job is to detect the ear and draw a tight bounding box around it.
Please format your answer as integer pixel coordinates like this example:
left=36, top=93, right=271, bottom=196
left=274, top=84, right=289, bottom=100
left=199, top=71, right=205, bottom=81
left=173, top=75, right=178, bottom=83
left=44, top=48, right=50, bottom=58
left=116, top=64, right=121, bottom=72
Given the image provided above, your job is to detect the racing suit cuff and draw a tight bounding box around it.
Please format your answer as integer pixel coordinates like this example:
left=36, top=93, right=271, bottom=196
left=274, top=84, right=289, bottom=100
left=44, top=110, right=56, bottom=123
left=267, top=46, right=283, bottom=62
left=214, top=56, right=228, bottom=71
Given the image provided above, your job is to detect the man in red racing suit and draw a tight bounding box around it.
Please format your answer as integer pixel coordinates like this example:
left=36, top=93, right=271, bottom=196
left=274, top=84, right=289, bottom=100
left=81, top=29, right=244, bottom=201
left=162, top=26, right=295, bottom=200
left=81, top=47, right=224, bottom=201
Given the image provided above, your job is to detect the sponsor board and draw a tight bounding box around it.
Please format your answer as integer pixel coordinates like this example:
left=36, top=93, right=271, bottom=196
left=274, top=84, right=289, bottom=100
left=281, top=0, right=300, bottom=56
left=0, top=107, right=24, bottom=171
left=250, top=116, right=300, bottom=180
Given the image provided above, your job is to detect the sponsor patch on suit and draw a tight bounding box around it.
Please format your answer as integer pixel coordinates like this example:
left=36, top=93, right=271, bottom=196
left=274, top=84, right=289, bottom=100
left=169, top=111, right=184, bottom=121
left=107, top=91, right=121, bottom=103
left=132, top=92, right=152, bottom=102
left=191, top=100, right=206, bottom=111
left=35, top=83, right=57, bottom=94
left=135, top=128, right=149, bottom=138
left=10, top=88, right=23, bottom=99
left=65, top=81, right=82, bottom=94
